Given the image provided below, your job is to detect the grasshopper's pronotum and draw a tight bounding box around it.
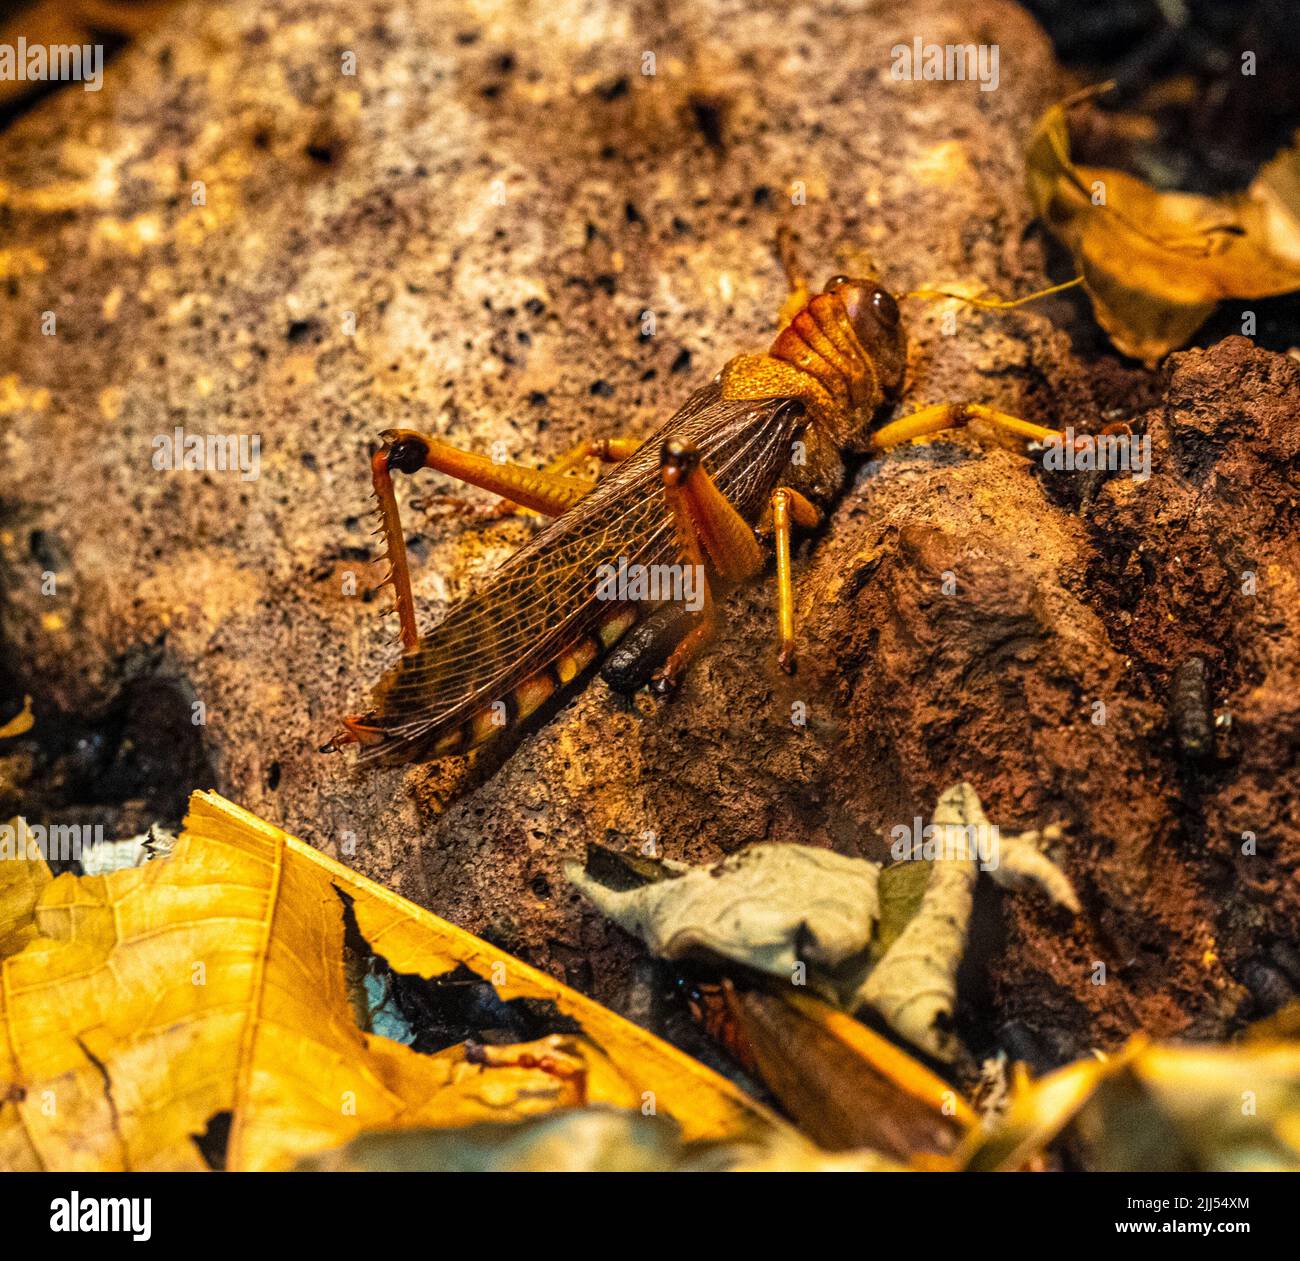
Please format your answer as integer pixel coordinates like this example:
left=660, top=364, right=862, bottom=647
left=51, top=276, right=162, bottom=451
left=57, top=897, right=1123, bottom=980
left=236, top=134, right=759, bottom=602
left=326, top=250, right=1083, bottom=766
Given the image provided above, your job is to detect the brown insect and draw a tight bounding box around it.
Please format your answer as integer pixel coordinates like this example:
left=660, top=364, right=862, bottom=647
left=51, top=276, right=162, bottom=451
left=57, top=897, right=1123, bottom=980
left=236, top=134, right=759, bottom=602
left=326, top=249, right=1073, bottom=765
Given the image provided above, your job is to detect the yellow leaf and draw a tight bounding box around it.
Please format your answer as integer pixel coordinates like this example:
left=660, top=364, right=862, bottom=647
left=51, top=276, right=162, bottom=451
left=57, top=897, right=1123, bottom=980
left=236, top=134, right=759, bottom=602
left=0, top=791, right=777, bottom=1171
left=1026, top=88, right=1300, bottom=363
left=0, top=824, right=51, bottom=957
left=957, top=1033, right=1300, bottom=1172
left=0, top=696, right=33, bottom=740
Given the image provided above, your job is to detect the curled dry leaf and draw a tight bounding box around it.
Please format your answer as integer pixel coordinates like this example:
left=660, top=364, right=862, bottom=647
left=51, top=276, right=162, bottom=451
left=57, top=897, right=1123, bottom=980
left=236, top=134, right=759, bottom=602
left=857, top=792, right=978, bottom=1061
left=568, top=783, right=1078, bottom=1061
left=0, top=791, right=777, bottom=1172
left=0, top=696, right=33, bottom=740
left=958, top=1032, right=1300, bottom=1172
left=992, top=825, right=1081, bottom=914
left=564, top=844, right=879, bottom=983
left=1027, top=89, right=1300, bottom=363
left=864, top=784, right=1078, bottom=1059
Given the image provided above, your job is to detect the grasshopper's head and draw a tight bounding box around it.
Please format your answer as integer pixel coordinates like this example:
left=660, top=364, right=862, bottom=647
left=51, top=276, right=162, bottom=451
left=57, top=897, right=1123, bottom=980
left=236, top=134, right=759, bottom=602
left=823, top=276, right=907, bottom=401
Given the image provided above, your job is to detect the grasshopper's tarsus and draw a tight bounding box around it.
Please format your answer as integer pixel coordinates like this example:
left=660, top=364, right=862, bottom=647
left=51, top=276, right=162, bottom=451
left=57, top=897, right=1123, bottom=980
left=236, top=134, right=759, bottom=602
left=321, top=713, right=386, bottom=752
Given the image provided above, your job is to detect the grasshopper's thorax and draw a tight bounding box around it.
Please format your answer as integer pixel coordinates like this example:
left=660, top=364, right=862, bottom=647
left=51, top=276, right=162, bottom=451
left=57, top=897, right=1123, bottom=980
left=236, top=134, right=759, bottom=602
left=719, top=277, right=907, bottom=467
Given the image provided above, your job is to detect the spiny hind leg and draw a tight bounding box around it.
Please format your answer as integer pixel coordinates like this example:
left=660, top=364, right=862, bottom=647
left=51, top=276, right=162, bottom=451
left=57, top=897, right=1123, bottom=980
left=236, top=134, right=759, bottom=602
left=869, top=402, right=1067, bottom=453
left=769, top=486, right=821, bottom=674
left=370, top=445, right=422, bottom=653
left=368, top=430, right=599, bottom=655
left=651, top=438, right=766, bottom=694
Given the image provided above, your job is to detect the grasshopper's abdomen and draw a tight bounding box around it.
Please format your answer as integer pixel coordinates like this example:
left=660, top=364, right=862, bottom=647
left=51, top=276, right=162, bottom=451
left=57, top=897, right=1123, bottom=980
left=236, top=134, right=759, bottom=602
left=418, top=606, right=639, bottom=759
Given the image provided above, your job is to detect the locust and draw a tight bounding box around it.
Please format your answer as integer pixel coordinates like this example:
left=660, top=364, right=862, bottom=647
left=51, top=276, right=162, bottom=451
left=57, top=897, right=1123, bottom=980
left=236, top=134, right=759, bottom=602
left=326, top=249, right=1078, bottom=766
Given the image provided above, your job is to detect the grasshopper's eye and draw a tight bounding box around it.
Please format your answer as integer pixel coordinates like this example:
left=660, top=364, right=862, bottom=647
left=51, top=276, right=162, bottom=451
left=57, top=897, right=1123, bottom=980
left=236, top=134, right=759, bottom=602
left=827, top=274, right=851, bottom=288
left=871, top=287, right=899, bottom=327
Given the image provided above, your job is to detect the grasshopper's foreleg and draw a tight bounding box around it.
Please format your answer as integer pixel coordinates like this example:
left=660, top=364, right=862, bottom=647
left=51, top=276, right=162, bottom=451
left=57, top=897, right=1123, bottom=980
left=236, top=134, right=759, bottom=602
left=769, top=486, right=821, bottom=674
left=869, top=403, right=1069, bottom=452
left=652, top=439, right=766, bottom=694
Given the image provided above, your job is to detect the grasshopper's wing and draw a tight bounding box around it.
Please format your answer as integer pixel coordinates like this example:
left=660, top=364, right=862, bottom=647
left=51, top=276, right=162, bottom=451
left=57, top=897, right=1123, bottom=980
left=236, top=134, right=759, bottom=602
left=357, top=381, right=802, bottom=763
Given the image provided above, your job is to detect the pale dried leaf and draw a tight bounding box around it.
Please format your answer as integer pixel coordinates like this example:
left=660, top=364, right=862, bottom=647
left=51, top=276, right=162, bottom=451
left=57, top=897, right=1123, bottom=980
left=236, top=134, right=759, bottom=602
left=563, top=844, right=880, bottom=980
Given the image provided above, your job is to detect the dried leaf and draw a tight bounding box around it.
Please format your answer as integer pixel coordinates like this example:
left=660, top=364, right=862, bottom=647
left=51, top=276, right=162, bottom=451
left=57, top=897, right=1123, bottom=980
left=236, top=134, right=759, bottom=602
left=297, top=1106, right=699, bottom=1172
left=858, top=827, right=976, bottom=1060
left=299, top=1103, right=908, bottom=1173
left=563, top=844, right=880, bottom=983
left=0, top=696, right=33, bottom=740
left=0, top=791, right=777, bottom=1171
left=1027, top=89, right=1300, bottom=362
left=989, top=826, right=1081, bottom=913
left=78, top=826, right=176, bottom=876
left=861, top=783, right=1077, bottom=1059
left=0, top=824, right=50, bottom=957
left=569, top=784, right=1077, bottom=1062
left=958, top=1033, right=1300, bottom=1172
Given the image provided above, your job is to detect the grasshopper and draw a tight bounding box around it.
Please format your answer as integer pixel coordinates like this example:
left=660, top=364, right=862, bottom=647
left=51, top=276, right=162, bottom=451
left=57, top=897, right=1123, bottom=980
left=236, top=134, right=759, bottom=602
left=326, top=252, right=1075, bottom=766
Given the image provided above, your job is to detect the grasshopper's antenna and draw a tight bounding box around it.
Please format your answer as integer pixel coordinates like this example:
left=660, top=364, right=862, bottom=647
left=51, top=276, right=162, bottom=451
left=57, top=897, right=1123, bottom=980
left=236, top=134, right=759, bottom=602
left=900, top=275, right=1084, bottom=310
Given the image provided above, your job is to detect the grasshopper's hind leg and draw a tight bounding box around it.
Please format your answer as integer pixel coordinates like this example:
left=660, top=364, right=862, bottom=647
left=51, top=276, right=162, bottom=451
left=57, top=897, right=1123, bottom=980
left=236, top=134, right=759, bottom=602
left=381, top=429, right=600, bottom=518
left=322, top=443, right=420, bottom=750
left=415, top=433, right=642, bottom=520
left=368, top=429, right=604, bottom=654
left=328, top=428, right=616, bottom=750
